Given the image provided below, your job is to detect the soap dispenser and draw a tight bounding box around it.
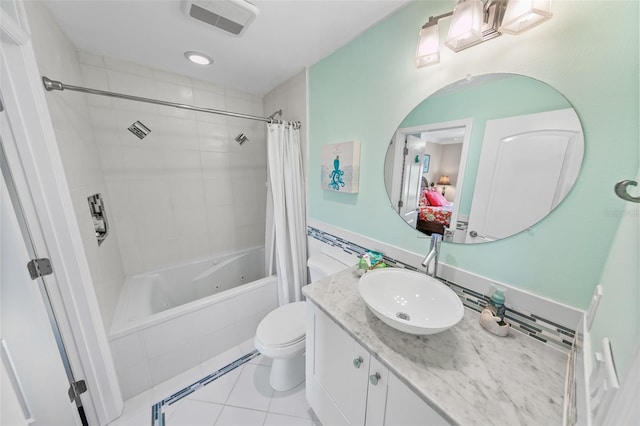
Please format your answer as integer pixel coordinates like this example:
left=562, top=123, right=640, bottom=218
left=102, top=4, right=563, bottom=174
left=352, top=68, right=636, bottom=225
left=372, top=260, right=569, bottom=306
left=488, top=288, right=506, bottom=322
left=479, top=287, right=510, bottom=336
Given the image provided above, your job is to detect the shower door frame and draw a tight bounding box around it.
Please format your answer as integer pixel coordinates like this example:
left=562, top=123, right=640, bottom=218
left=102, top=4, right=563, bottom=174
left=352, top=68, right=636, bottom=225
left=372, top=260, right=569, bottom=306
left=1, top=1, right=123, bottom=424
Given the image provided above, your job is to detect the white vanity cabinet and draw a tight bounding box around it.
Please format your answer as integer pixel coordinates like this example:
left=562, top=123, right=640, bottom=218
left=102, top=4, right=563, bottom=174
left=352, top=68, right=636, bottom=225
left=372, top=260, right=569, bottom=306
left=306, top=302, right=449, bottom=426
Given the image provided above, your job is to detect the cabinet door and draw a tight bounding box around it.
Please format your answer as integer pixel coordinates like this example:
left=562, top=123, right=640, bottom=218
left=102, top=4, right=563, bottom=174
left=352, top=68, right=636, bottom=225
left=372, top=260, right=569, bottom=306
left=384, top=374, right=450, bottom=425
left=307, top=304, right=369, bottom=425
left=365, top=356, right=389, bottom=426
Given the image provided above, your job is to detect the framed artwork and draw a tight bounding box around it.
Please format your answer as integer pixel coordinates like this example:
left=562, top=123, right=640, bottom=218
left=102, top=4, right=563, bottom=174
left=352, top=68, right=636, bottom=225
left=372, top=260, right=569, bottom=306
left=423, top=154, right=431, bottom=173
left=321, top=140, right=360, bottom=193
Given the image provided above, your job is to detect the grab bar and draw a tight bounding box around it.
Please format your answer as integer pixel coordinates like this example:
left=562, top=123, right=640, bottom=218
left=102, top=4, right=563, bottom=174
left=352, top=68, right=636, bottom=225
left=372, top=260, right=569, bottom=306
left=614, top=180, right=640, bottom=203
left=1, top=338, right=34, bottom=423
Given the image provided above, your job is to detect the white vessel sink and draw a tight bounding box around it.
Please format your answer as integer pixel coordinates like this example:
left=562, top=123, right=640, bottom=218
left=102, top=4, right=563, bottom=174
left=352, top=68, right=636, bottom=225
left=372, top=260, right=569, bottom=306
left=358, top=268, right=464, bottom=335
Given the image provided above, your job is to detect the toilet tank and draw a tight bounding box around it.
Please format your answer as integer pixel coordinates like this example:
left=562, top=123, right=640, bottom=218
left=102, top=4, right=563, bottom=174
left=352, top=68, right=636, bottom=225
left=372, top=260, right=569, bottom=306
left=307, top=253, right=349, bottom=282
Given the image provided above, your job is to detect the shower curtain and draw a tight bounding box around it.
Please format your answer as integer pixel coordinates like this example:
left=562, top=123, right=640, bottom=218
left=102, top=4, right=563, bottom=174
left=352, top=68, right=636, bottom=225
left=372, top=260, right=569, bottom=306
left=265, top=122, right=307, bottom=305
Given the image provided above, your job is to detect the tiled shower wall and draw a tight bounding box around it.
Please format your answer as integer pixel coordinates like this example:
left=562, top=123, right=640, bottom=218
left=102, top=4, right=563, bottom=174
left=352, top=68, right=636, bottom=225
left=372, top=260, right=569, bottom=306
left=78, top=53, right=268, bottom=275
left=26, top=2, right=125, bottom=330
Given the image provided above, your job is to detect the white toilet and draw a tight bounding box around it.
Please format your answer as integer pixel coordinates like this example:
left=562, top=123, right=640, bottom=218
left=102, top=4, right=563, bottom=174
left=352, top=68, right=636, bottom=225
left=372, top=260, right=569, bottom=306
left=254, top=253, right=349, bottom=391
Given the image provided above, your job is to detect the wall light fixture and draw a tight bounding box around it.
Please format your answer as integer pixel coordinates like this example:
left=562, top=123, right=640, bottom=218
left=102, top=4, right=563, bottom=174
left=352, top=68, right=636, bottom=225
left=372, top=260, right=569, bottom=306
left=415, top=0, right=552, bottom=68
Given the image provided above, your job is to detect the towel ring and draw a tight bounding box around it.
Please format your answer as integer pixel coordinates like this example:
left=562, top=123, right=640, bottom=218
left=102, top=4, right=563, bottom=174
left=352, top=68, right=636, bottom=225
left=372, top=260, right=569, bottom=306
left=614, top=180, right=640, bottom=203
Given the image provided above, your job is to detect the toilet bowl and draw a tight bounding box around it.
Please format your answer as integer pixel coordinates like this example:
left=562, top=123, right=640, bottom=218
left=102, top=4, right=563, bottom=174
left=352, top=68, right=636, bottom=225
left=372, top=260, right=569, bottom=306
left=254, top=253, right=349, bottom=391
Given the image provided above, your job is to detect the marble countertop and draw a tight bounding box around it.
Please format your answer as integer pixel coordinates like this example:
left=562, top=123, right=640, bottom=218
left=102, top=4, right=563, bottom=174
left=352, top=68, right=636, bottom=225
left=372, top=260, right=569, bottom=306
left=302, top=266, right=568, bottom=426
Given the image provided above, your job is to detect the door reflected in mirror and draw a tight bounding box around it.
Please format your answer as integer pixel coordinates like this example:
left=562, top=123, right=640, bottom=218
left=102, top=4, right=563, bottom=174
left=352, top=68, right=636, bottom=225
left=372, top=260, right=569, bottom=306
left=384, top=74, right=584, bottom=244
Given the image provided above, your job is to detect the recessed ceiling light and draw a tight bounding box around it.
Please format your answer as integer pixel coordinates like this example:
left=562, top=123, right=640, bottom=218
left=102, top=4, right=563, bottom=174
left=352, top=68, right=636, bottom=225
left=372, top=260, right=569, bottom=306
left=184, top=51, right=213, bottom=65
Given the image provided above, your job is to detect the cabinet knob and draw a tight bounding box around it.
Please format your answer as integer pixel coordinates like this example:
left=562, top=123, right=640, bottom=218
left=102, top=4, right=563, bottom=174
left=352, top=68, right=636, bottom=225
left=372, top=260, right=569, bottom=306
left=353, top=357, right=363, bottom=369
left=369, top=372, right=381, bottom=385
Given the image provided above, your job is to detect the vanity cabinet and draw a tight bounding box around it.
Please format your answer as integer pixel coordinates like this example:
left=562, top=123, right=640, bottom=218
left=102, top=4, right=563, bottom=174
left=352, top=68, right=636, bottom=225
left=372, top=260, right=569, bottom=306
left=306, top=302, right=449, bottom=425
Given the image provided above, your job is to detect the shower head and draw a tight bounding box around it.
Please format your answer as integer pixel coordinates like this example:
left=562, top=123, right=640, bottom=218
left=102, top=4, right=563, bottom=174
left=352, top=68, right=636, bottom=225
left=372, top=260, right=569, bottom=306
left=235, top=133, right=248, bottom=145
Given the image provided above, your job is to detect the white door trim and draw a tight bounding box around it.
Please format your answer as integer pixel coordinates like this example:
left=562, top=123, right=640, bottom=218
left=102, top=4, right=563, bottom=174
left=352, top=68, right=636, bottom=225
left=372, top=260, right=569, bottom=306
left=1, top=0, right=123, bottom=424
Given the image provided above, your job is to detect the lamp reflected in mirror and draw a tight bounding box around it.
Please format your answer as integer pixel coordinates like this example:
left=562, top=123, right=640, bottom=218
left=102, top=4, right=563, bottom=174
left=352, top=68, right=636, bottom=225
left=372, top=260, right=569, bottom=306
left=437, top=175, right=451, bottom=196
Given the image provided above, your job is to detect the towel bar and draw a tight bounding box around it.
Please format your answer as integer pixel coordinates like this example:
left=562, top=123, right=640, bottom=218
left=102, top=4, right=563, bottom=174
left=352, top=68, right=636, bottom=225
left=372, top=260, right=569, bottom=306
left=614, top=180, right=640, bottom=203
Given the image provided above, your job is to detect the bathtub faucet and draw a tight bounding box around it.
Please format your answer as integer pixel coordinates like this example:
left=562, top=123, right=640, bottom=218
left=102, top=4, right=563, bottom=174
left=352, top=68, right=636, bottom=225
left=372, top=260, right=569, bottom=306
left=421, top=233, right=442, bottom=278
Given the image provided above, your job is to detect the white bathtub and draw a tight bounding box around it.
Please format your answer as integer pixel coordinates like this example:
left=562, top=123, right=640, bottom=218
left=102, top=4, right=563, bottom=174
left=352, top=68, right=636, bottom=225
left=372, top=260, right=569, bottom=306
left=108, top=246, right=279, bottom=399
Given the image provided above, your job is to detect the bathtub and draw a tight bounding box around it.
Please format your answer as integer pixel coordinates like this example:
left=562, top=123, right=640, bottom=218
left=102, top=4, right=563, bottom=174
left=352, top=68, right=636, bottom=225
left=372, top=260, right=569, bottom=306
left=108, top=246, right=279, bottom=399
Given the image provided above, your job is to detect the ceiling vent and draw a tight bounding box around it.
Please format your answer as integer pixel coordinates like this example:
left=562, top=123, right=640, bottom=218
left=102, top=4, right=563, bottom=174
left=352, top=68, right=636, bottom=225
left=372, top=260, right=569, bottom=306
left=181, top=0, right=258, bottom=36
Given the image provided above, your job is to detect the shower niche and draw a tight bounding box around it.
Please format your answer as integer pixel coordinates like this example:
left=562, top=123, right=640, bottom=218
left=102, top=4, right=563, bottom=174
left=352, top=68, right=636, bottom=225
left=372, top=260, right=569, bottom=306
left=87, top=193, right=109, bottom=246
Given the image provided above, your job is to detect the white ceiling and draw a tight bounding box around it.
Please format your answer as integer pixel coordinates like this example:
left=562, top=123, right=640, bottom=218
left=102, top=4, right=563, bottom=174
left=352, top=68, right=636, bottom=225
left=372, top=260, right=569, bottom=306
left=42, top=0, right=411, bottom=96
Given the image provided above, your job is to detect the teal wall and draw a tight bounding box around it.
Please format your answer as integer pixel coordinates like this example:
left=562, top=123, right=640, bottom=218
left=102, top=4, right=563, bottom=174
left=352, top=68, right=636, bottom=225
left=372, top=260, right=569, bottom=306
left=308, top=0, right=639, bottom=310
left=400, top=74, right=571, bottom=216
left=589, top=170, right=639, bottom=377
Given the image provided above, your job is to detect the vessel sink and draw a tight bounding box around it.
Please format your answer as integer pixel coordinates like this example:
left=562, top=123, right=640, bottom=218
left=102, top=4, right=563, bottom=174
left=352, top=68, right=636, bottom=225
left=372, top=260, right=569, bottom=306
left=358, top=268, right=464, bottom=335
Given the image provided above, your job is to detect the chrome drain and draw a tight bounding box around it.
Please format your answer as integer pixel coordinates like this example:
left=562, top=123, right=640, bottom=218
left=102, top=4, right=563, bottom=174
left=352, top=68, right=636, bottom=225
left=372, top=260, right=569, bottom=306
left=396, top=312, right=410, bottom=321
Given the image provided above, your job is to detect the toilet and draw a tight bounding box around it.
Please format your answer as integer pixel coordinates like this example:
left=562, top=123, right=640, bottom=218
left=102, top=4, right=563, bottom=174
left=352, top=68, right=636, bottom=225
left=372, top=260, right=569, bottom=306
left=254, top=253, right=349, bottom=391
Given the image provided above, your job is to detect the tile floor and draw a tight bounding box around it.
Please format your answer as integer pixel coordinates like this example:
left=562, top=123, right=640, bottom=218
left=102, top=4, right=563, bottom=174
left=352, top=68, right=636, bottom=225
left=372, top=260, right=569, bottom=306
left=108, top=339, right=315, bottom=426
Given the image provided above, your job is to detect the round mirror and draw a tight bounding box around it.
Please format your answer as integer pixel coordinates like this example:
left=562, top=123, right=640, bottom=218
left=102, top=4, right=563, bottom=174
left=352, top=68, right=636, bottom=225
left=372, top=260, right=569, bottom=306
left=384, top=73, right=584, bottom=244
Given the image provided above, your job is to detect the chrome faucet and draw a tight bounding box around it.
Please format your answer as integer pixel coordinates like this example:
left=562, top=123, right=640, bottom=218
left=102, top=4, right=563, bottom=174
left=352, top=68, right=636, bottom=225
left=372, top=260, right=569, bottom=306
left=421, top=233, right=442, bottom=278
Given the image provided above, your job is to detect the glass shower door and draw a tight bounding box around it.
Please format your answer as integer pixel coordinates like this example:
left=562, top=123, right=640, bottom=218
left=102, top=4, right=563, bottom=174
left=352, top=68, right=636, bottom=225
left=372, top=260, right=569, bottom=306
left=1, top=107, right=82, bottom=425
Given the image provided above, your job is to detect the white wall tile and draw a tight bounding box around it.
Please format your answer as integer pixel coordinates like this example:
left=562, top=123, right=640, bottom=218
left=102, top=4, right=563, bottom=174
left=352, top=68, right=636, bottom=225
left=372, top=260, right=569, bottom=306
left=115, top=359, right=152, bottom=400
left=104, top=180, right=133, bottom=216
left=110, top=332, right=148, bottom=367
left=205, top=206, right=237, bottom=234
left=122, top=146, right=166, bottom=176
left=111, top=215, right=138, bottom=246
left=119, top=244, right=145, bottom=275
left=193, top=88, right=226, bottom=110
left=226, top=95, right=254, bottom=117
left=160, top=117, right=200, bottom=150
left=89, top=107, right=120, bottom=145
left=104, top=57, right=154, bottom=78
left=72, top=50, right=267, bottom=277
left=201, top=151, right=232, bottom=177
left=152, top=69, right=192, bottom=87
left=233, top=283, right=278, bottom=320
left=26, top=2, right=127, bottom=332
left=198, top=325, right=244, bottom=363
left=135, top=211, right=177, bottom=244
left=174, top=207, right=207, bottom=237
left=164, top=150, right=202, bottom=178
left=80, top=64, right=110, bottom=90
left=237, top=224, right=266, bottom=250
left=178, top=235, right=210, bottom=261
left=77, top=51, right=105, bottom=67
left=107, top=70, right=157, bottom=104
left=193, top=297, right=239, bottom=336
left=143, top=314, right=198, bottom=358
left=141, top=241, right=180, bottom=271
left=151, top=366, right=203, bottom=402
left=155, top=80, right=194, bottom=106
left=203, top=179, right=234, bottom=207
left=98, top=145, right=124, bottom=173
left=147, top=341, right=200, bottom=386
left=170, top=179, right=206, bottom=209
left=197, top=121, right=230, bottom=152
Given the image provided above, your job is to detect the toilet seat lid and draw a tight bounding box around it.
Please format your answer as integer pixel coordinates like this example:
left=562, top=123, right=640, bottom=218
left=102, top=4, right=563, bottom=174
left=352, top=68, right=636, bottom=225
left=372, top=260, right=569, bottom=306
left=256, top=301, right=306, bottom=347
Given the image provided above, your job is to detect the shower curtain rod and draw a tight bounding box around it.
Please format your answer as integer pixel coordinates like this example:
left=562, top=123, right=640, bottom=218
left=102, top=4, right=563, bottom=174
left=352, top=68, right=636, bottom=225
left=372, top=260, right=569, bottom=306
left=41, top=76, right=300, bottom=128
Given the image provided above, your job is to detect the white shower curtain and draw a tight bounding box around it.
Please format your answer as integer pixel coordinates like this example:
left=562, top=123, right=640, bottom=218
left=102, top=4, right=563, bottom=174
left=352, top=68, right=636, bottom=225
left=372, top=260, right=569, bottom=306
left=265, top=122, right=307, bottom=305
